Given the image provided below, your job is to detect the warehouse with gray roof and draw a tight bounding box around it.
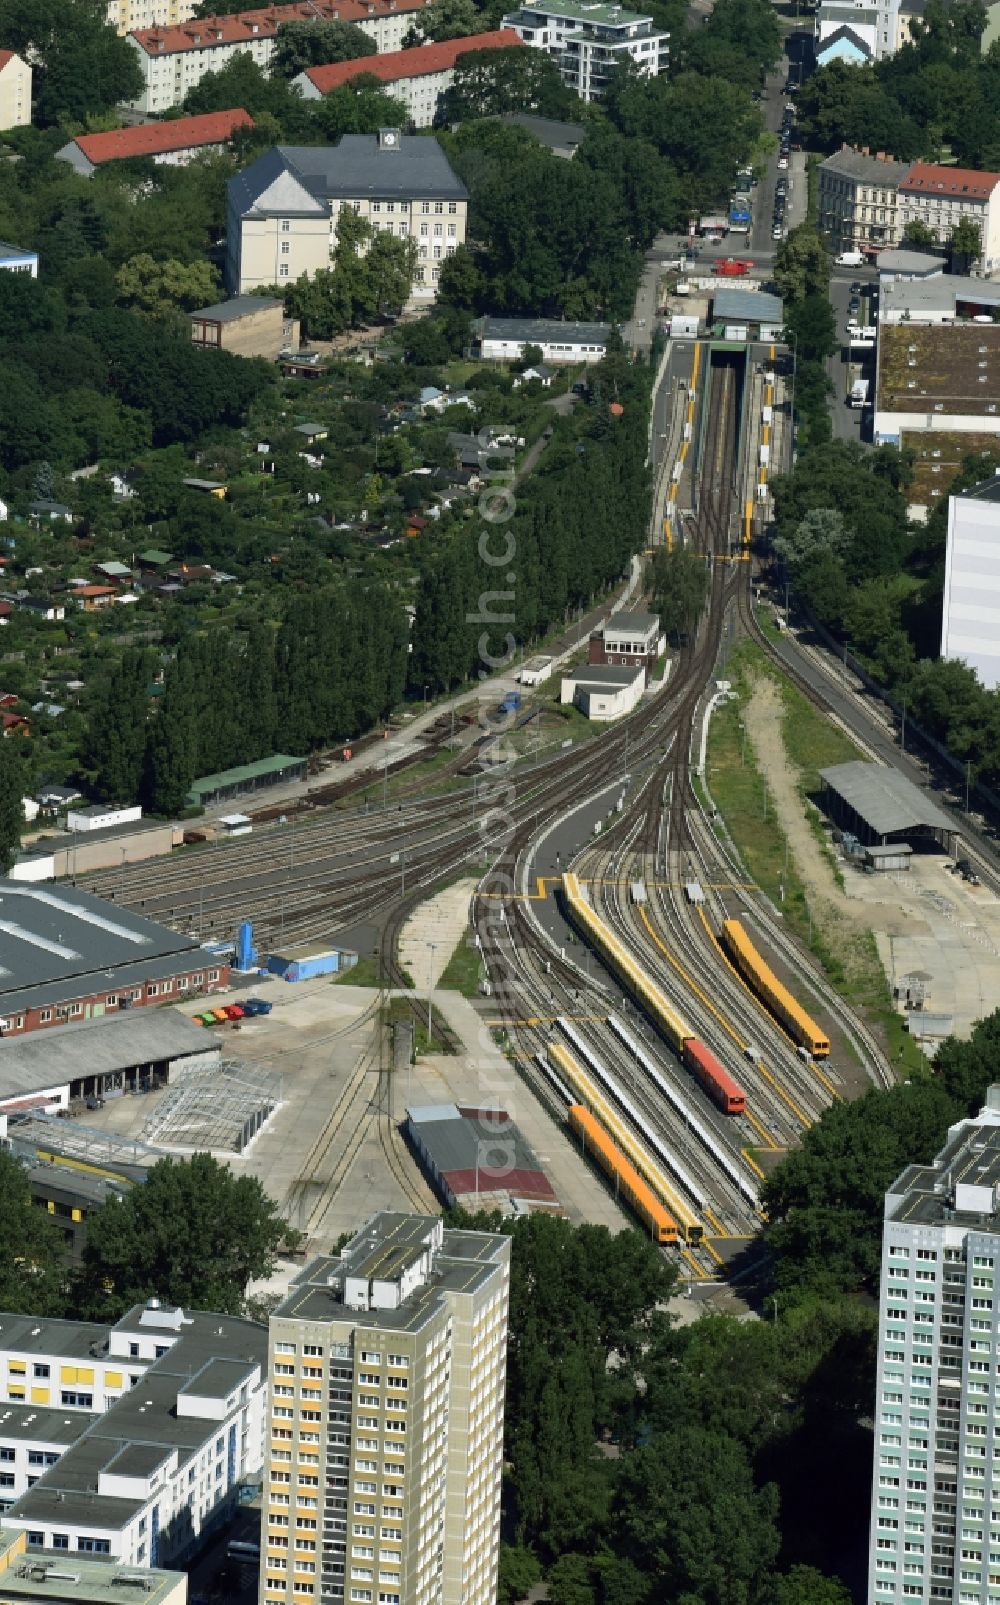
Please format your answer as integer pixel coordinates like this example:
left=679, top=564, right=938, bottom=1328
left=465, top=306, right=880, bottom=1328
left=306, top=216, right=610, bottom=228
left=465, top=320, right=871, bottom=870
left=819, top=760, right=955, bottom=850
left=0, top=883, right=229, bottom=1037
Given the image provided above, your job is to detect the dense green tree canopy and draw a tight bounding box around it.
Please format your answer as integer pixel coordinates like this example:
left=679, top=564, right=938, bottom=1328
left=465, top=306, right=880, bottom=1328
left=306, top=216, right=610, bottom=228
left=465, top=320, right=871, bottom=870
left=2, top=0, right=143, bottom=124
left=271, top=18, right=376, bottom=76
left=77, top=1153, right=294, bottom=1317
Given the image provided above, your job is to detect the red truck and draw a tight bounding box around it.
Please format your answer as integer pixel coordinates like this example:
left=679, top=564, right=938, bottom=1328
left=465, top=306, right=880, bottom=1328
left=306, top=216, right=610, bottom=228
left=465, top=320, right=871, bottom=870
left=713, top=258, right=753, bottom=276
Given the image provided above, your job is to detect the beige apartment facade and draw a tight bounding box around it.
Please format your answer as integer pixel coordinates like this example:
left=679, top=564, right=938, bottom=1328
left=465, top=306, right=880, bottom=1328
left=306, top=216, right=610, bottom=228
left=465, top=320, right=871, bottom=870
left=899, top=162, right=1000, bottom=273
left=128, top=0, right=433, bottom=113
left=260, top=1214, right=510, bottom=1605
left=227, top=133, right=468, bottom=305
left=106, top=0, right=196, bottom=38
left=0, top=53, right=30, bottom=131
left=817, top=145, right=911, bottom=254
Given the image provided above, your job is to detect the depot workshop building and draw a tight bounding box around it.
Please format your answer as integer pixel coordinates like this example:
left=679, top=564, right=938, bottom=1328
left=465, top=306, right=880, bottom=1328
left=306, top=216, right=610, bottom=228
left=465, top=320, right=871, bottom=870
left=0, top=883, right=229, bottom=1036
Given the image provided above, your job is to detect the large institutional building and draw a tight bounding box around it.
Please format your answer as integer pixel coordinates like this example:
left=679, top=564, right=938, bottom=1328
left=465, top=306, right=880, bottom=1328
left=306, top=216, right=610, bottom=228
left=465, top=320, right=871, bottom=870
left=259, top=1214, right=510, bottom=1605
left=868, top=1087, right=1000, bottom=1603
left=225, top=133, right=467, bottom=304
left=0, top=1299, right=266, bottom=1566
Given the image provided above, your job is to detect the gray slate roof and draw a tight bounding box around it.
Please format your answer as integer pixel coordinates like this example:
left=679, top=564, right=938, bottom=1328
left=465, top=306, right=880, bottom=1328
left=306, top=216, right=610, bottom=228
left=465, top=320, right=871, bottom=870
left=961, top=474, right=1000, bottom=505
left=819, top=761, right=953, bottom=836
left=712, top=287, right=784, bottom=323
left=190, top=294, right=284, bottom=321
left=230, top=136, right=467, bottom=218
left=0, top=1010, right=213, bottom=1102
left=478, top=316, right=611, bottom=344
left=819, top=147, right=911, bottom=185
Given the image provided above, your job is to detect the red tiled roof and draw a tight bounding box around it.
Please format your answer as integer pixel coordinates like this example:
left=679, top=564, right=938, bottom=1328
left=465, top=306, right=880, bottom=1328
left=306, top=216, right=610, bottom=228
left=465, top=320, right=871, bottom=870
left=0, top=51, right=17, bottom=71
left=301, top=28, right=523, bottom=93
left=72, top=109, right=254, bottom=164
left=901, top=162, right=1000, bottom=201
left=131, top=0, right=431, bottom=55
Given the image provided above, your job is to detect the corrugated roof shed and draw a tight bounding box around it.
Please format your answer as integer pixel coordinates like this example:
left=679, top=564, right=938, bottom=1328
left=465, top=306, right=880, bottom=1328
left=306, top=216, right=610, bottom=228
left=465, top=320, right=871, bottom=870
left=819, top=761, right=953, bottom=836
left=712, top=287, right=784, bottom=323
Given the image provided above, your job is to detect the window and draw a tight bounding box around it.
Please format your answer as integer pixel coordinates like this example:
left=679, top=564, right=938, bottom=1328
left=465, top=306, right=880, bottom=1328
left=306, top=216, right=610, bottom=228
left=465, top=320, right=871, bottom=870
left=208, top=969, right=219, bottom=982
left=61, top=1392, right=93, bottom=1408
left=280, top=265, right=289, bottom=278
left=78, top=1538, right=111, bottom=1554
left=33, top=1364, right=49, bottom=1379
left=281, top=220, right=290, bottom=232
left=53, top=1535, right=68, bottom=1550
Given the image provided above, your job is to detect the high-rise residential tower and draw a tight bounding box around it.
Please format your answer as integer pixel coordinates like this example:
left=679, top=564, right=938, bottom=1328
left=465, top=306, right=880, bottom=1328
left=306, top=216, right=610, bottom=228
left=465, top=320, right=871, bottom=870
left=870, top=1087, right=1000, bottom=1604
left=260, top=1214, right=510, bottom=1605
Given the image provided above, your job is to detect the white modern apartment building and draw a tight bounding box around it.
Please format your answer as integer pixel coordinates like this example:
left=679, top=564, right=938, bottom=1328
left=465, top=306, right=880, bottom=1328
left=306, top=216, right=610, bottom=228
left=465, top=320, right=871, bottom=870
left=868, top=1086, right=1000, bottom=1604
left=940, top=473, right=1000, bottom=690
left=127, top=0, right=434, bottom=114
left=899, top=164, right=1000, bottom=274
left=0, top=1300, right=266, bottom=1569
left=259, top=1213, right=510, bottom=1605
left=226, top=132, right=467, bottom=304
left=293, top=30, right=523, bottom=128
left=0, top=52, right=30, bottom=131
left=500, top=0, right=668, bottom=101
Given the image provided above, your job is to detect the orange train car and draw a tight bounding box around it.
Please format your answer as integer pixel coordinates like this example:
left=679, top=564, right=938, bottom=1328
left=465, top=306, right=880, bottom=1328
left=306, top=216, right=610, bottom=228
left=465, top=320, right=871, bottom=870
left=720, top=917, right=829, bottom=1057
left=568, top=1103, right=679, bottom=1245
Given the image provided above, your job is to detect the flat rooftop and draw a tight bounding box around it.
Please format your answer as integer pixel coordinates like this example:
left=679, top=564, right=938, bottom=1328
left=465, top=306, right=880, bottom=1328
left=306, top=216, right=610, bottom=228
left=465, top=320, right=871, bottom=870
left=877, top=322, right=1000, bottom=418
left=876, top=248, right=945, bottom=278
left=888, top=1095, right=1000, bottom=1229
left=712, top=287, right=784, bottom=323
left=10, top=1306, right=265, bottom=1531
left=190, top=294, right=284, bottom=321
left=820, top=760, right=953, bottom=837
left=407, top=1103, right=558, bottom=1202
left=275, top=1213, right=508, bottom=1332
left=0, top=1011, right=216, bottom=1103
left=0, top=1404, right=89, bottom=1450
left=881, top=275, right=1000, bottom=321
left=565, top=663, right=645, bottom=687
left=0, top=1529, right=184, bottom=1604
left=506, top=0, right=658, bottom=21
left=606, top=609, right=659, bottom=633
left=0, top=884, right=203, bottom=1015
left=478, top=316, right=611, bottom=345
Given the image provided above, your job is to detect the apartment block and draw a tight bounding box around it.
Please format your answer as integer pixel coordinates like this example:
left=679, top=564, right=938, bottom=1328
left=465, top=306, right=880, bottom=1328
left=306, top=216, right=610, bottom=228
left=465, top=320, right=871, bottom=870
left=260, top=1214, right=510, bottom=1605
left=127, top=0, right=434, bottom=113
left=868, top=1085, right=1000, bottom=1604
left=500, top=0, right=668, bottom=102
left=899, top=164, right=1000, bottom=274
left=0, top=53, right=30, bottom=131
left=293, top=31, right=523, bottom=129
left=817, top=145, right=911, bottom=255
left=226, top=133, right=467, bottom=305
left=0, top=1300, right=266, bottom=1568
left=106, top=0, right=197, bottom=38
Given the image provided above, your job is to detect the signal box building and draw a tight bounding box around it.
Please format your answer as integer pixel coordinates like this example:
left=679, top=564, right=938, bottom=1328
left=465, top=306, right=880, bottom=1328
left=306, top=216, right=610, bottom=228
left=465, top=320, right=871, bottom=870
left=588, top=610, right=664, bottom=674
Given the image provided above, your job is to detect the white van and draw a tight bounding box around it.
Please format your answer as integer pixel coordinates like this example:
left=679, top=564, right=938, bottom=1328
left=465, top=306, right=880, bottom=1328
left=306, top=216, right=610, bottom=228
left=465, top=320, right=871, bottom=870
left=836, top=250, right=865, bottom=267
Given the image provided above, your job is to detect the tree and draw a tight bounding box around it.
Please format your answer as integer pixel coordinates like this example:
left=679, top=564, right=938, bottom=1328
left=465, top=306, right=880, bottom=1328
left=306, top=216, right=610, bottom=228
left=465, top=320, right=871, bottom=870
left=116, top=255, right=222, bottom=317
left=0, top=742, right=24, bottom=874
left=271, top=18, right=375, bottom=77
left=3, top=0, right=144, bottom=125
left=497, top=1546, right=542, bottom=1605
left=0, top=1150, right=66, bottom=1314
left=285, top=208, right=417, bottom=336
left=950, top=215, right=982, bottom=267
left=770, top=1565, right=853, bottom=1604
left=81, top=649, right=149, bottom=804
left=649, top=543, right=709, bottom=638
left=902, top=218, right=936, bottom=247
left=773, top=226, right=830, bottom=304
left=445, top=45, right=574, bottom=120
left=414, top=0, right=481, bottom=39
left=773, top=507, right=848, bottom=575
left=76, top=1153, right=295, bottom=1318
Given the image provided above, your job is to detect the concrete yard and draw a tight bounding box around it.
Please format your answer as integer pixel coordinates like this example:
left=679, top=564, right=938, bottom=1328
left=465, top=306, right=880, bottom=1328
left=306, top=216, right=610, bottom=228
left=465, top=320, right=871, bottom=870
left=75, top=975, right=630, bottom=1255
